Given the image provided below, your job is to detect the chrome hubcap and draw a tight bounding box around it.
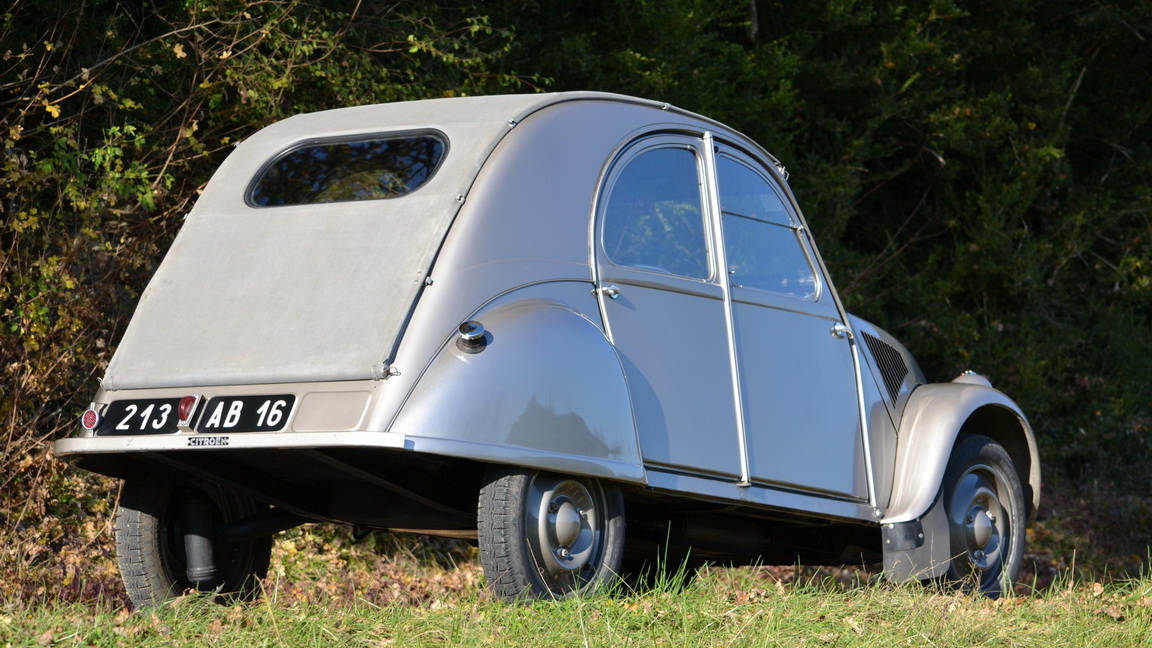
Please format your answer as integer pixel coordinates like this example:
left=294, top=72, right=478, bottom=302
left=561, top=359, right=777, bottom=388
left=947, top=463, right=1008, bottom=575
left=967, top=507, right=993, bottom=548
left=551, top=499, right=584, bottom=550
left=529, top=476, right=602, bottom=588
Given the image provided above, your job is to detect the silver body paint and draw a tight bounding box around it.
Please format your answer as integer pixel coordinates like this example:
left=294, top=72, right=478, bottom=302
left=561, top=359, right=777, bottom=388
left=56, top=92, right=1039, bottom=575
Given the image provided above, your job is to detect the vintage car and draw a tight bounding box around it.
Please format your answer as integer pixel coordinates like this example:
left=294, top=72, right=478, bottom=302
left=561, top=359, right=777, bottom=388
left=55, top=92, right=1039, bottom=607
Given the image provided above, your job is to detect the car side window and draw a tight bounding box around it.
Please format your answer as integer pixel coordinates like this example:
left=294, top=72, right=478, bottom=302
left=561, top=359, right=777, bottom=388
left=601, top=145, right=710, bottom=279
left=717, top=154, right=817, bottom=299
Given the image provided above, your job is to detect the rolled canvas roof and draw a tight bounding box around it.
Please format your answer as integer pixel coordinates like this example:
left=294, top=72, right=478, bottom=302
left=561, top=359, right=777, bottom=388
left=104, top=93, right=651, bottom=389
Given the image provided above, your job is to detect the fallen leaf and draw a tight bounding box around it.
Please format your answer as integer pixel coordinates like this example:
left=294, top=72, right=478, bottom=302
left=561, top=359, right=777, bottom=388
left=173, top=43, right=186, bottom=58
left=845, top=616, right=863, bottom=634
left=1096, top=606, right=1125, bottom=622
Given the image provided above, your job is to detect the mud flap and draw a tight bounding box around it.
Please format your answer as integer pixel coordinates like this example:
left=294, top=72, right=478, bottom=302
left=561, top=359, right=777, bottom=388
left=882, top=487, right=951, bottom=582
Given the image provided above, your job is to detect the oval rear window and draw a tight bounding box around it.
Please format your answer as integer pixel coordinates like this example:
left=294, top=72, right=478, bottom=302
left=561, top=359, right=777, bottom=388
left=248, top=133, right=446, bottom=207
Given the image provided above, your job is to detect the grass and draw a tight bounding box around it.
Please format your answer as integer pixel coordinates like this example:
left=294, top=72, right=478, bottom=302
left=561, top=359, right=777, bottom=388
left=3, top=565, right=1151, bottom=647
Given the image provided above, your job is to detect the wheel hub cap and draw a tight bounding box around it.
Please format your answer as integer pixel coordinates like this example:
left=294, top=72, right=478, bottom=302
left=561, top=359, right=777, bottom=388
left=532, top=478, right=601, bottom=576
left=966, top=507, right=993, bottom=549
left=948, top=465, right=1008, bottom=574
left=552, top=500, right=583, bottom=549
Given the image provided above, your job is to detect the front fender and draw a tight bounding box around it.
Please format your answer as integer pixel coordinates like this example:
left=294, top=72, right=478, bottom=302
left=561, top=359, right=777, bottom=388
left=388, top=296, right=645, bottom=483
left=884, top=381, right=1039, bottom=525
left=880, top=379, right=1040, bottom=582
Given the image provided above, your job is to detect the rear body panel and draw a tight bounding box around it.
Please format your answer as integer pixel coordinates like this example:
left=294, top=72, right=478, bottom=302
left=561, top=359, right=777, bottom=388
left=104, top=95, right=580, bottom=389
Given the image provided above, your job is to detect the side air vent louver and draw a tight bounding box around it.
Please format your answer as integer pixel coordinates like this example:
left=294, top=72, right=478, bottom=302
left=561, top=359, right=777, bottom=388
left=861, top=332, right=908, bottom=403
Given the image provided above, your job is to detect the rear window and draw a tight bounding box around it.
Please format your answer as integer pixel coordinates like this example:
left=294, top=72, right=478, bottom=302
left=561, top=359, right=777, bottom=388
left=248, top=133, right=446, bottom=207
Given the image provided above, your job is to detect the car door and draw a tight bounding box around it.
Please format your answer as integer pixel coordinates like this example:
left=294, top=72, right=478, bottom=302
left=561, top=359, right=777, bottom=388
left=715, top=145, right=868, bottom=500
left=594, top=135, right=742, bottom=479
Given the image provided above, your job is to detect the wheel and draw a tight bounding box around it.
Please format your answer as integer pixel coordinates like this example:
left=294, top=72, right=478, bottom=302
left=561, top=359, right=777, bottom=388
left=941, top=434, right=1026, bottom=597
left=115, top=476, right=272, bottom=608
left=477, top=467, right=625, bottom=600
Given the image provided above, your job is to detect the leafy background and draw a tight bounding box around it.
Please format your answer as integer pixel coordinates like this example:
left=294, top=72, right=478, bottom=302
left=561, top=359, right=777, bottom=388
left=2, top=0, right=1149, bottom=605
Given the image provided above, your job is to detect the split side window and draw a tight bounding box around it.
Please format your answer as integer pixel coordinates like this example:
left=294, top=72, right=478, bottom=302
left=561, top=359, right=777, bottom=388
left=601, top=146, right=710, bottom=279
left=717, top=155, right=817, bottom=300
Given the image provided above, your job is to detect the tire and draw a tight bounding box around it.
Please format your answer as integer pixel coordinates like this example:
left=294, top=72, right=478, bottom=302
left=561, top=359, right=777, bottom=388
left=941, top=434, right=1026, bottom=597
left=477, top=467, right=625, bottom=601
left=115, top=476, right=272, bottom=608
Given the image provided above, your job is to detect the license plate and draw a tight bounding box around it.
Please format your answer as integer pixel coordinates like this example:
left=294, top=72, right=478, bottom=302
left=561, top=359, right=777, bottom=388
left=100, top=398, right=181, bottom=435
left=195, top=394, right=296, bottom=433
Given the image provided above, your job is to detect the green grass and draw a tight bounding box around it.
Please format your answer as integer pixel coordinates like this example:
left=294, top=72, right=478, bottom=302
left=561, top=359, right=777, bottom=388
left=4, top=569, right=1151, bottom=648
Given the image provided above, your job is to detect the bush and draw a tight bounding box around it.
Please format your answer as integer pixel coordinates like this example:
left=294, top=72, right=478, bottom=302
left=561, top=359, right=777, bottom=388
left=0, top=0, right=525, bottom=605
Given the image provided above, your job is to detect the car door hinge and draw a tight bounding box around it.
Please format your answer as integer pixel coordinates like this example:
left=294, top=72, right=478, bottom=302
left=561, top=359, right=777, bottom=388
left=597, top=284, right=621, bottom=299
left=831, top=322, right=854, bottom=340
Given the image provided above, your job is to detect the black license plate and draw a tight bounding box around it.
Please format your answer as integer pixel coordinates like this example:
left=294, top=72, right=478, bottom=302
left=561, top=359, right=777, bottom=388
left=195, top=394, right=295, bottom=433
left=100, top=398, right=181, bottom=435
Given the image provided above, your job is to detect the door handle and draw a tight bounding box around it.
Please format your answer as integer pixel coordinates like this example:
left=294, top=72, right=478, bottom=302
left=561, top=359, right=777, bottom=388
left=599, top=284, right=621, bottom=299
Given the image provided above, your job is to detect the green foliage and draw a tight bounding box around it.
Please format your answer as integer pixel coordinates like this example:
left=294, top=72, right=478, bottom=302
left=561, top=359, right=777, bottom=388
left=489, top=0, right=1152, bottom=491
left=0, top=0, right=526, bottom=601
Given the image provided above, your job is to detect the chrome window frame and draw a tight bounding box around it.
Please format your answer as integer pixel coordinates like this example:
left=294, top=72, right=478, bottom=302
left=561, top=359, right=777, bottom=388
left=595, top=134, right=718, bottom=283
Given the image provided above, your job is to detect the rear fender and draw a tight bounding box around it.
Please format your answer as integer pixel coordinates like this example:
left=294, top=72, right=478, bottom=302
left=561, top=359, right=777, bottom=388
left=388, top=294, right=644, bottom=483
left=881, top=379, right=1039, bottom=581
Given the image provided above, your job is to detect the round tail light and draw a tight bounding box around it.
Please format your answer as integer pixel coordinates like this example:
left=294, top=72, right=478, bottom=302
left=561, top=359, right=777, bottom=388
left=81, top=408, right=101, bottom=431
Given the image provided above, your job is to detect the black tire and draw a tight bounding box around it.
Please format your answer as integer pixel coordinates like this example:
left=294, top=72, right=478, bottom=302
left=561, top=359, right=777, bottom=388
left=477, top=467, right=625, bottom=600
left=115, top=476, right=272, bottom=608
left=941, top=434, right=1026, bottom=597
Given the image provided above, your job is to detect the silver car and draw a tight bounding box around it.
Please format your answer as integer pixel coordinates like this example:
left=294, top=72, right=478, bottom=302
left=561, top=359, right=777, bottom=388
left=56, top=92, right=1039, bottom=606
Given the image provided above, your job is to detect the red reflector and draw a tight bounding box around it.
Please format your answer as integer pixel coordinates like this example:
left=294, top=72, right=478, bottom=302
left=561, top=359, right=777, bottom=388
left=81, top=409, right=100, bottom=430
left=178, top=395, right=200, bottom=423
